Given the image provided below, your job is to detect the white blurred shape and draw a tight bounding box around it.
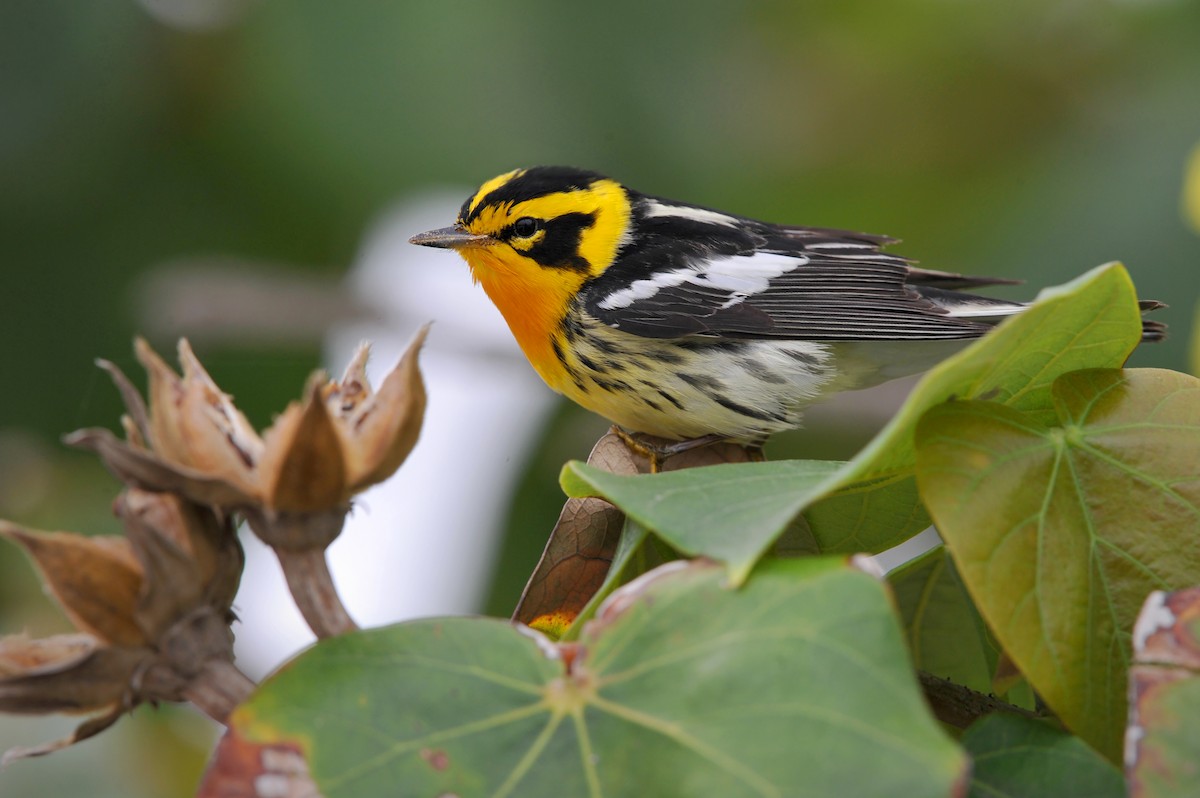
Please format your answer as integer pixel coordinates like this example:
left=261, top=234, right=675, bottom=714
left=136, top=0, right=251, bottom=31
left=233, top=189, right=555, bottom=676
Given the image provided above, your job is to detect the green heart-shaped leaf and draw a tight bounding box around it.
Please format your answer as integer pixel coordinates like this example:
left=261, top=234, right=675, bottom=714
left=560, top=459, right=845, bottom=585
left=916, top=368, right=1200, bottom=760
left=222, top=558, right=965, bottom=797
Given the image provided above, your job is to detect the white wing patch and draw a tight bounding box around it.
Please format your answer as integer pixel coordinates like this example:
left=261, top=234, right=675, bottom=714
left=596, top=267, right=696, bottom=310
left=597, top=252, right=805, bottom=311
left=690, top=252, right=802, bottom=295
left=643, top=199, right=739, bottom=227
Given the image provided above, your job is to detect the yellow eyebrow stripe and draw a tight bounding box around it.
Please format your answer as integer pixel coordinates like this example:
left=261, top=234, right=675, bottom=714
left=466, top=169, right=524, bottom=218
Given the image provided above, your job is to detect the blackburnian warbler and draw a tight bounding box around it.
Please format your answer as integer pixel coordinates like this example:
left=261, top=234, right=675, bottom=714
left=410, top=166, right=1164, bottom=450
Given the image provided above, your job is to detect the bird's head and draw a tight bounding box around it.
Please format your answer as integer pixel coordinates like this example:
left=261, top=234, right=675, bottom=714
left=408, top=167, right=635, bottom=379
left=409, top=166, right=632, bottom=285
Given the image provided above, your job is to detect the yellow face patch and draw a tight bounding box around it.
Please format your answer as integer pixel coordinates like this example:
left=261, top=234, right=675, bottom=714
left=461, top=176, right=631, bottom=278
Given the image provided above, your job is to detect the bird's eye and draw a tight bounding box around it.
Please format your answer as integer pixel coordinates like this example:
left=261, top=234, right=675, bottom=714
left=512, top=217, right=541, bottom=238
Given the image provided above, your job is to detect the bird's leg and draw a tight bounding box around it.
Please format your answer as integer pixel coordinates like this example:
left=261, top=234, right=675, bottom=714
left=610, top=427, right=726, bottom=473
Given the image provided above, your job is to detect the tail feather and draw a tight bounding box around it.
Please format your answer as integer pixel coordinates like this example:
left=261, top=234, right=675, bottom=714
left=1140, top=320, right=1167, bottom=342
left=925, top=286, right=1167, bottom=343
left=908, top=266, right=1024, bottom=290
left=921, top=286, right=1025, bottom=322
left=1139, top=299, right=1167, bottom=342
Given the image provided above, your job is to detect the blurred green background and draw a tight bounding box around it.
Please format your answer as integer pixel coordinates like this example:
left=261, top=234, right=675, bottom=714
left=2, top=0, right=1199, bottom=794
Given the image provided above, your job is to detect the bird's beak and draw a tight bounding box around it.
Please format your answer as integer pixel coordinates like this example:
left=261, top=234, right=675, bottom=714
left=408, top=226, right=494, bottom=250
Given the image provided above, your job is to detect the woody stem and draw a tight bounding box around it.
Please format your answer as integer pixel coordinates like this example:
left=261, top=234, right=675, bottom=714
left=183, top=659, right=257, bottom=724
left=918, top=671, right=1043, bottom=729
left=277, top=548, right=359, bottom=638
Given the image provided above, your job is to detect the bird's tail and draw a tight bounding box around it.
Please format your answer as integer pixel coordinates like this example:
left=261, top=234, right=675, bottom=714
left=1138, top=299, right=1168, bottom=342
left=930, top=286, right=1167, bottom=343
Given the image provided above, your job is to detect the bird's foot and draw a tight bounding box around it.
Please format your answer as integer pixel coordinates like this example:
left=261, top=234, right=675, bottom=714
left=610, top=427, right=736, bottom=473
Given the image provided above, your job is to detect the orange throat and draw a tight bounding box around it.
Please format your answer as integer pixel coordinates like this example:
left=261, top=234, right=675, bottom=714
left=462, top=247, right=584, bottom=392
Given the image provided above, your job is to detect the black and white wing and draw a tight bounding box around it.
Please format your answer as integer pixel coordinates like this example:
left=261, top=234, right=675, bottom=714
left=585, top=198, right=1025, bottom=342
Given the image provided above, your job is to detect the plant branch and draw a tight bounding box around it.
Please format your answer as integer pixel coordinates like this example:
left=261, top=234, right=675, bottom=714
left=918, top=671, right=1044, bottom=730
left=276, top=548, right=359, bottom=638
left=183, top=659, right=256, bottom=725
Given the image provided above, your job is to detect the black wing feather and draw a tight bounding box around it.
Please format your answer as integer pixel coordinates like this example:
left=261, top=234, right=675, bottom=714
left=584, top=197, right=1006, bottom=341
